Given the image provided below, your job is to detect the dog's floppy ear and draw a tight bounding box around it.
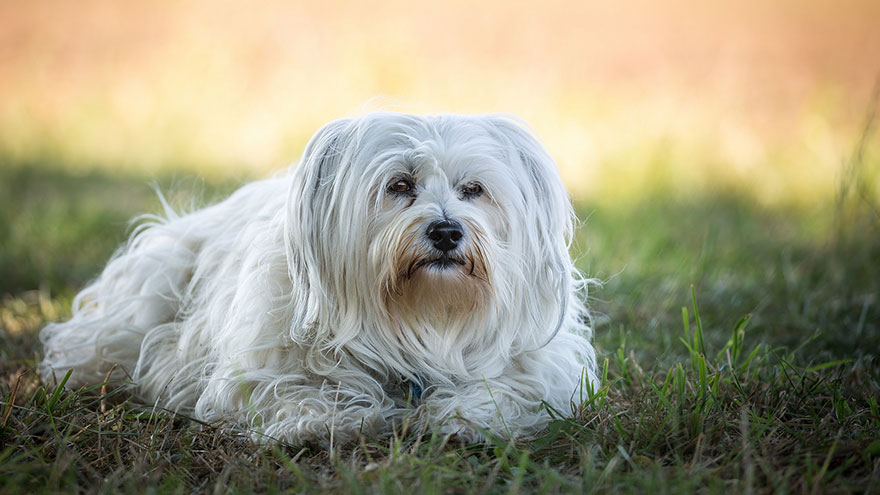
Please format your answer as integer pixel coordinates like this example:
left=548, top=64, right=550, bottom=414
left=285, top=118, right=353, bottom=346
left=487, top=116, right=573, bottom=252
left=292, top=117, right=354, bottom=216
left=487, top=116, right=582, bottom=348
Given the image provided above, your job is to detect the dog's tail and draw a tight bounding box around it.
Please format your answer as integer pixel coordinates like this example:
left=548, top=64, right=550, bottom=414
left=39, top=215, right=197, bottom=393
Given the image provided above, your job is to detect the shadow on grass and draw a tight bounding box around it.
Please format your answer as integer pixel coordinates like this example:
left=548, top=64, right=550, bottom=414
left=577, top=190, right=879, bottom=369
left=1, top=156, right=877, bottom=367
left=0, top=158, right=248, bottom=297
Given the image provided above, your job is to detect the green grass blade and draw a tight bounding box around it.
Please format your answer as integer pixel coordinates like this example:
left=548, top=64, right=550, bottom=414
left=690, top=285, right=706, bottom=357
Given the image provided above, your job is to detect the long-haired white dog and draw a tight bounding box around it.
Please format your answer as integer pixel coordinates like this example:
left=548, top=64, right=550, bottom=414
left=40, top=112, right=598, bottom=445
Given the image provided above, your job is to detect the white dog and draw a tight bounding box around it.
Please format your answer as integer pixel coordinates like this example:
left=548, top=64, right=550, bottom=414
left=40, top=112, right=598, bottom=445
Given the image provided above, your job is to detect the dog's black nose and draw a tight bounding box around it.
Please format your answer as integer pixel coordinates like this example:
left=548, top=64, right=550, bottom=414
left=426, top=220, right=463, bottom=252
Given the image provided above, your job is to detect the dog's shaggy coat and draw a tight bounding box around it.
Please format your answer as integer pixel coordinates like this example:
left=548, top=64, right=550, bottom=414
left=40, top=113, right=598, bottom=445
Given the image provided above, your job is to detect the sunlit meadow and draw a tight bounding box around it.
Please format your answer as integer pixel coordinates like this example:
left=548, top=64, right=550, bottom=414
left=3, top=0, right=878, bottom=201
left=1, top=1, right=878, bottom=493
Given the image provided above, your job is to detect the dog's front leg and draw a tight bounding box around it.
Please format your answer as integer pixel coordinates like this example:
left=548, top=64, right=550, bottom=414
left=197, top=372, right=399, bottom=448
left=418, top=375, right=557, bottom=442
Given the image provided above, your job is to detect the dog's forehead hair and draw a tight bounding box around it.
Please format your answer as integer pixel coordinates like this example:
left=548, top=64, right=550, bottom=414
left=382, top=138, right=506, bottom=188
left=339, top=113, right=537, bottom=207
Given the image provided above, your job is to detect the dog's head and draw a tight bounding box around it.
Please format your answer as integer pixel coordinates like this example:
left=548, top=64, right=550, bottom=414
left=285, top=113, right=582, bottom=376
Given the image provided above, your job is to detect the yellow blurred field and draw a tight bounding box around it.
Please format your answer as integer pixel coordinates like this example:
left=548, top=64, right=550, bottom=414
left=1, top=0, right=878, bottom=202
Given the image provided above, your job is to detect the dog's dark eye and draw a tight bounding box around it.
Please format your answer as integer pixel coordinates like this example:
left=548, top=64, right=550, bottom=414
left=388, top=178, right=414, bottom=195
left=461, top=182, right=483, bottom=198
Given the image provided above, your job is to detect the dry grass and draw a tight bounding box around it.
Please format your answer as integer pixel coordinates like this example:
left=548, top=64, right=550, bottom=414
left=2, top=281, right=878, bottom=493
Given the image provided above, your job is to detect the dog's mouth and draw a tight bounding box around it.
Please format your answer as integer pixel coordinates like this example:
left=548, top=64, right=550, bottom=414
left=425, top=255, right=466, bottom=269
left=407, top=254, right=467, bottom=277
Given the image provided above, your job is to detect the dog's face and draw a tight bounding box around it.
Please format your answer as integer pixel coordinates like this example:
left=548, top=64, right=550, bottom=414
left=286, top=113, right=575, bottom=364
left=368, top=133, right=509, bottom=315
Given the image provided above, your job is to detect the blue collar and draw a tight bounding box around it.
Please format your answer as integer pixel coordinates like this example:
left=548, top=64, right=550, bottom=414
left=407, top=379, right=425, bottom=401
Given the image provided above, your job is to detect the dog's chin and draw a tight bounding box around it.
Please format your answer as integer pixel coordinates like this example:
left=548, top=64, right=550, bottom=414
left=391, top=252, right=490, bottom=315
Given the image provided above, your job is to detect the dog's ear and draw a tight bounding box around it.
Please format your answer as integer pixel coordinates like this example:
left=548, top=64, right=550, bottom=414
left=487, top=116, right=587, bottom=348
left=487, top=116, right=573, bottom=253
left=293, top=118, right=354, bottom=215
left=284, top=118, right=353, bottom=345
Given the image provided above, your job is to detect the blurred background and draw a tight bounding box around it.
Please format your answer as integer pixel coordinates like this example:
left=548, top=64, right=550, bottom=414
left=1, top=0, right=878, bottom=363
left=2, top=0, right=878, bottom=201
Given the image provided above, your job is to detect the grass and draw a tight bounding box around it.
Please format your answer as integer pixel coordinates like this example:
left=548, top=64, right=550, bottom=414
left=1, top=153, right=879, bottom=494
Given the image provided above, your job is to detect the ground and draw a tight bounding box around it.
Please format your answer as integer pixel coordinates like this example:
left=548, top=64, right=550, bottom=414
left=1, top=156, right=877, bottom=494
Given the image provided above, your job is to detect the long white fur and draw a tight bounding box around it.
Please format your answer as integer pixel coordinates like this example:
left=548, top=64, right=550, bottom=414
left=40, top=112, right=598, bottom=445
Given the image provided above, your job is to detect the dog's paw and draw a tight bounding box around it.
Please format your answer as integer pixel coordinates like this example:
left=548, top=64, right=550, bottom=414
left=436, top=418, right=487, bottom=444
